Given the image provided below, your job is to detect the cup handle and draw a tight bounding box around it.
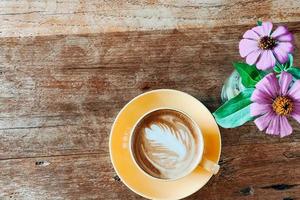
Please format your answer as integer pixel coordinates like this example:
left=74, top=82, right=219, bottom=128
left=200, top=157, right=220, bottom=175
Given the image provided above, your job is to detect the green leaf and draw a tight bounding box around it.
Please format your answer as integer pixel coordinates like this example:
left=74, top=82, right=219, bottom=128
left=273, top=64, right=282, bottom=73
left=213, top=88, right=255, bottom=128
left=288, top=54, right=293, bottom=68
left=281, top=54, right=294, bottom=70
left=233, top=62, right=265, bottom=88
left=287, top=66, right=300, bottom=79
left=257, top=20, right=262, bottom=26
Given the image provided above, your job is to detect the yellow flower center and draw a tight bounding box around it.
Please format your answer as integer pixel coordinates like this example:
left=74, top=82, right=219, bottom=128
left=259, top=36, right=277, bottom=50
left=272, top=96, right=293, bottom=116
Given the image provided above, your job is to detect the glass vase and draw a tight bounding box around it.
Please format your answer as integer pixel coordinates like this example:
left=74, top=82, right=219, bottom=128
left=221, top=70, right=245, bottom=103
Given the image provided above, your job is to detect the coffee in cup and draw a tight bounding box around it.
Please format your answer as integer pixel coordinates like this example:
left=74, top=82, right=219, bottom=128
left=130, top=108, right=205, bottom=180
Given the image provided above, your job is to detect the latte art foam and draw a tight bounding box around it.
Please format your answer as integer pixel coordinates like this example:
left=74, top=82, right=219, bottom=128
left=131, top=109, right=202, bottom=180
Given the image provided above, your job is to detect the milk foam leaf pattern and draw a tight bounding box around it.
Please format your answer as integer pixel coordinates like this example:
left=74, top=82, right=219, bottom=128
left=233, top=62, right=265, bottom=88
left=144, top=123, right=189, bottom=163
left=213, top=88, right=254, bottom=128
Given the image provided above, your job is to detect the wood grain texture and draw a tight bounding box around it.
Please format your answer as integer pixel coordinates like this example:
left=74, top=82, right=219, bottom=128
left=0, top=143, right=299, bottom=199
left=0, top=1, right=300, bottom=199
left=0, top=23, right=300, bottom=199
left=0, top=0, right=299, bottom=37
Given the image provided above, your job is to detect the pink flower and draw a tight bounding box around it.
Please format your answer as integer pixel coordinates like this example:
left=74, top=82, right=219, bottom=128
left=250, top=72, right=300, bottom=137
left=239, top=22, right=294, bottom=70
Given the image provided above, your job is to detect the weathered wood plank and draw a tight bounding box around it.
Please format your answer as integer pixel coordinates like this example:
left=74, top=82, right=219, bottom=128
left=0, top=23, right=299, bottom=160
left=0, top=0, right=299, bottom=37
left=0, top=142, right=299, bottom=199
left=0, top=13, right=299, bottom=199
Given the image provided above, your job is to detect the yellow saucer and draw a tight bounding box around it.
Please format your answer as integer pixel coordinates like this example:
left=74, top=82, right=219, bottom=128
left=109, top=89, right=221, bottom=200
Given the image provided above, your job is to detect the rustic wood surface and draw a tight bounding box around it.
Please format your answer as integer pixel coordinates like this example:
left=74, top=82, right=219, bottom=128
left=1, top=0, right=300, bottom=37
left=0, top=1, right=299, bottom=199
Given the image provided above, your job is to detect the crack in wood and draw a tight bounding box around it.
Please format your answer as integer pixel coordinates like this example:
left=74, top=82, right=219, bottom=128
left=113, top=175, right=121, bottom=182
left=0, top=124, right=76, bottom=130
left=141, top=84, right=151, bottom=91
left=218, top=157, right=235, bottom=166
left=0, top=152, right=101, bottom=161
left=0, top=11, right=44, bottom=16
left=240, top=186, right=254, bottom=196
left=283, top=197, right=294, bottom=200
left=261, top=184, right=299, bottom=191
left=35, top=160, right=50, bottom=166
left=283, top=151, right=300, bottom=159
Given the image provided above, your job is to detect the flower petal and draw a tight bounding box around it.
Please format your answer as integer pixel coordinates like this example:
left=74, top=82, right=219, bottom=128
left=276, top=42, right=294, bottom=54
left=256, top=50, right=276, bottom=70
left=292, top=113, right=300, bottom=124
left=266, top=114, right=280, bottom=135
left=243, top=30, right=260, bottom=40
left=254, top=111, right=274, bottom=131
left=251, top=88, right=274, bottom=104
left=273, top=46, right=289, bottom=64
left=271, top=26, right=289, bottom=38
left=246, top=49, right=261, bottom=65
left=277, top=33, right=294, bottom=42
left=288, top=80, right=300, bottom=101
left=255, top=73, right=279, bottom=98
left=250, top=102, right=272, bottom=117
left=262, top=22, right=273, bottom=36
left=279, top=116, right=293, bottom=137
left=239, top=39, right=259, bottom=57
left=252, top=26, right=265, bottom=37
left=291, top=102, right=300, bottom=123
left=279, top=71, right=293, bottom=96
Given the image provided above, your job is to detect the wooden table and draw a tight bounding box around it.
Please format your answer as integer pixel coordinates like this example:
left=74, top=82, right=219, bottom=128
left=0, top=1, right=299, bottom=199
